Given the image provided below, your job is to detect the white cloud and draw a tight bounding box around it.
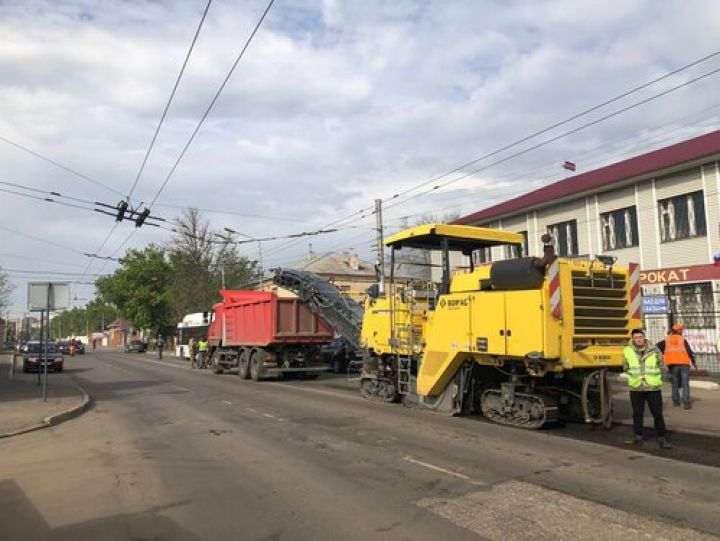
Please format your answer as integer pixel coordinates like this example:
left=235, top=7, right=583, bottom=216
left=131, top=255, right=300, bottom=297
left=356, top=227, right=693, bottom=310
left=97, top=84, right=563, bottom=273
left=1, top=0, right=719, bottom=314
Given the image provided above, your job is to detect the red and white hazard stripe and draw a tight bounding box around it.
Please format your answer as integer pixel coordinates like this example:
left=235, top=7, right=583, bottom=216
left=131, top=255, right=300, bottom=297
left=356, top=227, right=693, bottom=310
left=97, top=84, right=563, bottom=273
left=628, top=262, right=642, bottom=320
left=548, top=258, right=562, bottom=319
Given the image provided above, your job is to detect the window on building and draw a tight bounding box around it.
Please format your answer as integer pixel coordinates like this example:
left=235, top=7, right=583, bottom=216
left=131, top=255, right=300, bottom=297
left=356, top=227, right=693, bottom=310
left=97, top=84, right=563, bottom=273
left=658, top=190, right=707, bottom=242
left=505, top=231, right=529, bottom=259
left=668, top=282, right=715, bottom=328
left=600, top=206, right=639, bottom=251
left=474, top=247, right=492, bottom=264
left=547, top=220, right=578, bottom=256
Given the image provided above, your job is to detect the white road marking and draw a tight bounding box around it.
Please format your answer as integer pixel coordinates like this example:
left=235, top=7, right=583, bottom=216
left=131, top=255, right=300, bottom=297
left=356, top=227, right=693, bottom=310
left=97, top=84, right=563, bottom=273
left=245, top=408, right=257, bottom=413
left=263, top=413, right=276, bottom=419
left=222, top=400, right=232, bottom=406
left=403, top=456, right=486, bottom=486
left=172, top=385, right=192, bottom=393
left=263, top=381, right=363, bottom=402
left=121, top=356, right=197, bottom=371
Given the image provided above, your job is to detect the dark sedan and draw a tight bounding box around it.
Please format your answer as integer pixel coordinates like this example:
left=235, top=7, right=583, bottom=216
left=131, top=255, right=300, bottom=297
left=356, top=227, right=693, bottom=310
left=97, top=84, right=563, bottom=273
left=23, top=342, right=64, bottom=373
left=56, top=340, right=71, bottom=354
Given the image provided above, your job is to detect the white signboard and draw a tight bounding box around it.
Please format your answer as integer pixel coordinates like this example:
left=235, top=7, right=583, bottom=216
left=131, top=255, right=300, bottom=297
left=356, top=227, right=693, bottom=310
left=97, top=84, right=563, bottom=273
left=27, top=282, right=71, bottom=312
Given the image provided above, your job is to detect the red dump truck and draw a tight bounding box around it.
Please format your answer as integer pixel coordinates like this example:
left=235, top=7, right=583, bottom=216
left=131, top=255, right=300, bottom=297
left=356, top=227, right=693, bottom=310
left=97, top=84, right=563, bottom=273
left=207, top=290, right=333, bottom=380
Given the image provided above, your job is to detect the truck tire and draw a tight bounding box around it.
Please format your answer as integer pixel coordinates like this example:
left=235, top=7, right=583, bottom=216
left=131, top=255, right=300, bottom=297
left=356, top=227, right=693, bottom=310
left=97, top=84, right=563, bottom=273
left=250, top=350, right=263, bottom=382
left=210, top=350, right=224, bottom=375
left=238, top=349, right=250, bottom=380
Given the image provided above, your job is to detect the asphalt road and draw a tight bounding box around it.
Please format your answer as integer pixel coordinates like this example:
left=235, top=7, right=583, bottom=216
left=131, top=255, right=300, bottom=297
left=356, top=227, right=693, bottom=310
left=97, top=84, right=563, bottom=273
left=1, top=350, right=719, bottom=541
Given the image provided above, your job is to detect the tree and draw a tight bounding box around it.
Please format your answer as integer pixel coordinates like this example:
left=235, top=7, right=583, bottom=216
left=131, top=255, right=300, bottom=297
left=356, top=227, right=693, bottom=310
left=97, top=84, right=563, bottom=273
left=95, top=245, right=174, bottom=334
left=0, top=266, right=14, bottom=315
left=50, top=298, right=118, bottom=338
left=168, top=208, right=260, bottom=320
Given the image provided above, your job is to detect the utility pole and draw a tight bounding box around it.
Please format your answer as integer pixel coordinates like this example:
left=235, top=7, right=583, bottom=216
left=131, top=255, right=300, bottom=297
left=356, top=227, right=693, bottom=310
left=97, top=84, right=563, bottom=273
left=257, top=241, right=264, bottom=280
left=221, top=264, right=226, bottom=290
left=375, top=198, right=385, bottom=294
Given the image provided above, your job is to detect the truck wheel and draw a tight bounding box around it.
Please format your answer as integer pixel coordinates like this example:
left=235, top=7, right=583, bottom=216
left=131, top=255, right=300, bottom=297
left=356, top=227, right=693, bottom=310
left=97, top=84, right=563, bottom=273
left=238, top=349, right=250, bottom=380
left=250, top=350, right=263, bottom=382
left=211, top=351, right=224, bottom=375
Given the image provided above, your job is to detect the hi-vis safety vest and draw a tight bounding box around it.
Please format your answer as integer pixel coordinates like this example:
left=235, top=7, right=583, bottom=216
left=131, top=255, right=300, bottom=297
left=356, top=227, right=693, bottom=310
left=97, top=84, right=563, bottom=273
left=623, top=346, right=662, bottom=390
left=198, top=340, right=209, bottom=352
left=663, top=334, right=691, bottom=366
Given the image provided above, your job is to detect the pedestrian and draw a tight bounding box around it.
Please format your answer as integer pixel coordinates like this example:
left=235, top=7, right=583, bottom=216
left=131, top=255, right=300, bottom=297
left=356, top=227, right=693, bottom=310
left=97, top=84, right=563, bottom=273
left=197, top=336, right=209, bottom=368
left=157, top=334, right=165, bottom=360
left=69, top=337, right=76, bottom=357
left=623, top=328, right=671, bottom=449
left=188, top=337, right=197, bottom=368
left=657, top=323, right=697, bottom=409
left=92, top=338, right=97, bottom=350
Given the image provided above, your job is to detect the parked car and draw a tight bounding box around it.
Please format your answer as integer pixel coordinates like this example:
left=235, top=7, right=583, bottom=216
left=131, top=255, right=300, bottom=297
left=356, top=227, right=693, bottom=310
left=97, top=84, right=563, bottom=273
left=125, top=340, right=147, bottom=353
left=23, top=341, right=64, bottom=373
left=74, top=339, right=85, bottom=355
left=56, top=340, right=71, bottom=354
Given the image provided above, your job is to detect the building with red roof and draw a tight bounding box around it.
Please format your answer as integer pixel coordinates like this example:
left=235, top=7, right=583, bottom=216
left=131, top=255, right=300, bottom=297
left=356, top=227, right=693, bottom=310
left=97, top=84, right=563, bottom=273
left=454, top=130, right=720, bottom=369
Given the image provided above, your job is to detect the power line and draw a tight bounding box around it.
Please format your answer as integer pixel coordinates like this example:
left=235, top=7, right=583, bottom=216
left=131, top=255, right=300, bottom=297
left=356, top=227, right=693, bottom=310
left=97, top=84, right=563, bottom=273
left=0, top=134, right=126, bottom=198
left=126, top=0, right=214, bottom=201
left=147, top=0, right=276, bottom=209
left=0, top=252, right=89, bottom=269
left=378, top=48, right=720, bottom=205
left=384, top=103, right=720, bottom=224
left=0, top=186, right=100, bottom=213
left=0, top=224, right=117, bottom=260
left=380, top=64, right=720, bottom=214
left=2, top=269, right=112, bottom=276
left=153, top=202, right=324, bottom=225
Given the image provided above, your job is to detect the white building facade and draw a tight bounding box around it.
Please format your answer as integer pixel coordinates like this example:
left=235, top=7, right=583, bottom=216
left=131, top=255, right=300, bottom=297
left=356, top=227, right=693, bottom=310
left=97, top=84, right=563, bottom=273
left=455, top=130, right=720, bottom=375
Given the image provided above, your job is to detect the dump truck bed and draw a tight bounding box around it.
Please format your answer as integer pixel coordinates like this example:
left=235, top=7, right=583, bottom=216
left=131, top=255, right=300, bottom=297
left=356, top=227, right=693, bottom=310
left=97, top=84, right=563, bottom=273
left=214, top=290, right=333, bottom=347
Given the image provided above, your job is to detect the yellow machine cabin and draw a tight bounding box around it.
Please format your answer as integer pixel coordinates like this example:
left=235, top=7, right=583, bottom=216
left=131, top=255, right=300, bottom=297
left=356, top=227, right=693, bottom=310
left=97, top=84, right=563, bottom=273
left=359, top=224, right=641, bottom=429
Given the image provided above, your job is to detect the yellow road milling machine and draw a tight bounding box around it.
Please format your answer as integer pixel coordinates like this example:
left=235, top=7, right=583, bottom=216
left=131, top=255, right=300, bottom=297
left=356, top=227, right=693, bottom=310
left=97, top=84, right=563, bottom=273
left=358, top=224, right=641, bottom=429
left=274, top=223, right=642, bottom=429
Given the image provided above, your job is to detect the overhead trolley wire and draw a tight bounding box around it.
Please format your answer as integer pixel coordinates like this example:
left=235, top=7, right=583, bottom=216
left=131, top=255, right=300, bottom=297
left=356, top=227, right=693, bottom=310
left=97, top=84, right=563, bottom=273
left=146, top=0, right=277, bottom=209
left=126, top=0, right=214, bottom=201
left=378, top=48, right=720, bottom=205
left=381, top=63, right=720, bottom=214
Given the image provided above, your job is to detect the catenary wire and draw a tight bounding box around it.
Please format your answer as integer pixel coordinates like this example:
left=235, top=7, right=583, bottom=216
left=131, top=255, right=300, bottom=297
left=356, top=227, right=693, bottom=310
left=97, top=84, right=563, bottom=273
left=126, top=0, right=214, bottom=201
left=146, top=0, right=276, bottom=209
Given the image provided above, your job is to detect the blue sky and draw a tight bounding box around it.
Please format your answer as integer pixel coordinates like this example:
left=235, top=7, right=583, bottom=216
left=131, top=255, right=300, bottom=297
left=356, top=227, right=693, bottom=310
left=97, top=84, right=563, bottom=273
left=1, top=0, right=719, bottom=315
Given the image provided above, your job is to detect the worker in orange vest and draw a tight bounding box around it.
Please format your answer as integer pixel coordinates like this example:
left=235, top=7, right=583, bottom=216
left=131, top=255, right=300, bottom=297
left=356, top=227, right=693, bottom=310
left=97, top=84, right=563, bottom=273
left=657, top=323, right=696, bottom=409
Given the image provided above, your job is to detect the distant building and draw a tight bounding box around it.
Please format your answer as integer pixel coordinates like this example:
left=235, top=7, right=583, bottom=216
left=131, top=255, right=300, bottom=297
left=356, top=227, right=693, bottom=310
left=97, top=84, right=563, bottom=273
left=454, top=129, right=720, bottom=373
left=265, top=250, right=425, bottom=300
left=105, top=318, right=137, bottom=348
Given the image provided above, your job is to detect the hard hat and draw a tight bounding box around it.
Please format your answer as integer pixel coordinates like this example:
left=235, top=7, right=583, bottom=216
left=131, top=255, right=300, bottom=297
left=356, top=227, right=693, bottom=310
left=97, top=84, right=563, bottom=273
left=672, top=323, right=685, bottom=332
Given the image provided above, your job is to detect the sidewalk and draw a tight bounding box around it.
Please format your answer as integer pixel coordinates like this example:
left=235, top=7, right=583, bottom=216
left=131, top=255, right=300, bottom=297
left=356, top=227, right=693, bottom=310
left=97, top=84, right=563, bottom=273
left=0, top=353, right=90, bottom=437
left=612, top=380, right=720, bottom=437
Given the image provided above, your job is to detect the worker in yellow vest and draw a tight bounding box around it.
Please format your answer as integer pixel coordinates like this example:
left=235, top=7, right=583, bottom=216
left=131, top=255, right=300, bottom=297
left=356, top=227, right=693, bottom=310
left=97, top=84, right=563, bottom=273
left=623, top=328, right=670, bottom=449
left=657, top=323, right=696, bottom=409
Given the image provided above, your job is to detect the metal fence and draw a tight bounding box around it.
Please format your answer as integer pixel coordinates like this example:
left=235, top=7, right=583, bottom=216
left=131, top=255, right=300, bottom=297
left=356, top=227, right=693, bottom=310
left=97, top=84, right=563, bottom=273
left=644, top=309, right=720, bottom=377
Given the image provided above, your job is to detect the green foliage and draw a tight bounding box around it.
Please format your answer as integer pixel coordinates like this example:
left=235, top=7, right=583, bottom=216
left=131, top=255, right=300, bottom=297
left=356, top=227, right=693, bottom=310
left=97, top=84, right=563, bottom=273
left=0, top=266, right=14, bottom=314
left=95, top=245, right=173, bottom=334
left=86, top=209, right=261, bottom=334
left=50, top=298, right=118, bottom=338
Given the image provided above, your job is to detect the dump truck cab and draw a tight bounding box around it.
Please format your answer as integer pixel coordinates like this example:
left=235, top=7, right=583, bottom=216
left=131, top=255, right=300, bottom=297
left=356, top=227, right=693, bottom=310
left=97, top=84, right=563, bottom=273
left=360, top=223, right=642, bottom=428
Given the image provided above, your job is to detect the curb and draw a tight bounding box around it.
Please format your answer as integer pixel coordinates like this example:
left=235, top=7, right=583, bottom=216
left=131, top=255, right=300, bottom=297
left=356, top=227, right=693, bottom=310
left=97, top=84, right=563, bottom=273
left=615, top=373, right=719, bottom=390
left=0, top=377, right=92, bottom=439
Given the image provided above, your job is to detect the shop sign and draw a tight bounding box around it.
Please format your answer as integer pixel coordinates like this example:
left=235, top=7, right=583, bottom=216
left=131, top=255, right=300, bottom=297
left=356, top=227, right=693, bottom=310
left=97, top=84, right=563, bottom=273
left=640, top=264, right=720, bottom=285
left=642, top=295, right=669, bottom=314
